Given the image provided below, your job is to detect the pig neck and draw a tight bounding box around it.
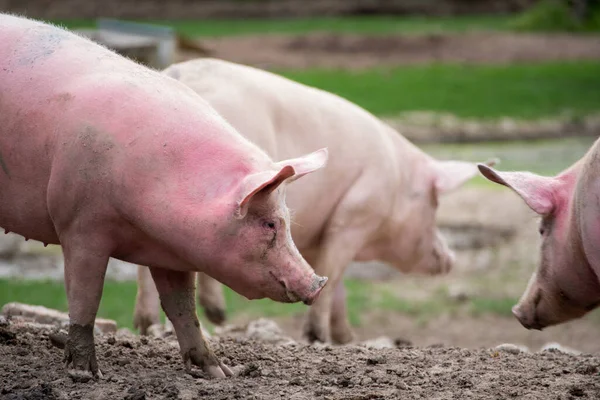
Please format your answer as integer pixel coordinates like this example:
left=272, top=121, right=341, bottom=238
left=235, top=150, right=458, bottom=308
left=386, top=126, right=434, bottom=209
left=558, top=159, right=600, bottom=286
left=571, top=143, right=600, bottom=285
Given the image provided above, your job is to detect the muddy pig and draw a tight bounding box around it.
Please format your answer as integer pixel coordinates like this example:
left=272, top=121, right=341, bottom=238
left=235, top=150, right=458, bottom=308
left=134, top=58, right=494, bottom=344
left=479, top=139, right=600, bottom=330
left=0, top=15, right=328, bottom=379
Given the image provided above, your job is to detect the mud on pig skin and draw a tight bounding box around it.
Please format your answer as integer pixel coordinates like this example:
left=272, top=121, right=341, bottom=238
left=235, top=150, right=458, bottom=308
left=134, top=58, right=495, bottom=344
left=0, top=15, right=328, bottom=379
left=479, top=138, right=600, bottom=330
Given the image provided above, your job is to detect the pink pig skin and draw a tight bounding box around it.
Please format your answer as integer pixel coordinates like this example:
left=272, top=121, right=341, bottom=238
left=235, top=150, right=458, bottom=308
left=479, top=138, right=600, bottom=330
left=133, top=58, right=493, bottom=344
left=0, top=14, right=327, bottom=379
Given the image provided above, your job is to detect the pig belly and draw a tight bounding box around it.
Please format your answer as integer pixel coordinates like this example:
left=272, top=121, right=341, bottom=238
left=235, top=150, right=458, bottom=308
left=0, top=146, right=57, bottom=244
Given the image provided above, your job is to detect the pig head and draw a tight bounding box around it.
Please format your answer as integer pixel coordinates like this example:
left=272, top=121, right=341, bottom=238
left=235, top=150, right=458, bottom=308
left=200, top=148, right=330, bottom=305
left=359, top=152, right=496, bottom=276
left=478, top=139, right=600, bottom=330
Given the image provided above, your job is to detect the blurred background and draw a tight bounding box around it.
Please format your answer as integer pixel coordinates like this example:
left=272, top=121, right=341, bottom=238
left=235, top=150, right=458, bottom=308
left=1, top=0, right=599, bottom=352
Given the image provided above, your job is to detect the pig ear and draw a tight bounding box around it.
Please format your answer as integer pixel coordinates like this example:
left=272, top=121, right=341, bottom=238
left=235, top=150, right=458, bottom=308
left=275, top=148, right=328, bottom=184
left=478, top=164, right=555, bottom=215
left=236, top=166, right=295, bottom=218
left=433, top=158, right=499, bottom=195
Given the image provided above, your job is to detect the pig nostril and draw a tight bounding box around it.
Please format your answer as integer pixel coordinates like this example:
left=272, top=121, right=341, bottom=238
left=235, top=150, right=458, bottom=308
left=318, top=276, right=328, bottom=288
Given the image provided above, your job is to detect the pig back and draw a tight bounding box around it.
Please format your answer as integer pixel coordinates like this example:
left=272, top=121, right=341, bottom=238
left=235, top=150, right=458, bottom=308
left=164, top=58, right=400, bottom=250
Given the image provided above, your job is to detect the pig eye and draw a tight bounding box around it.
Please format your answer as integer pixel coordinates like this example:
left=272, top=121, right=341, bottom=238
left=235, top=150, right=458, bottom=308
left=262, top=220, right=276, bottom=230
left=538, top=220, right=548, bottom=236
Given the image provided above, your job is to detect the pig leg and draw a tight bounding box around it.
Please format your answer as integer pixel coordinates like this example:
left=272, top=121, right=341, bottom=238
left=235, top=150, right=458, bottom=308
left=303, top=233, right=363, bottom=343
left=303, top=184, right=379, bottom=344
left=149, top=267, right=233, bottom=379
left=196, top=272, right=227, bottom=325
left=330, top=281, right=354, bottom=344
left=61, top=237, right=111, bottom=379
left=133, top=265, right=161, bottom=335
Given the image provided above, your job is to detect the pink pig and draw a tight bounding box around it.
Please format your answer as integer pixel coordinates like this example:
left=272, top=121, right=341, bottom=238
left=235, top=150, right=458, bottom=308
left=0, top=15, right=327, bottom=379
left=479, top=138, right=600, bottom=330
left=133, top=58, right=493, bottom=344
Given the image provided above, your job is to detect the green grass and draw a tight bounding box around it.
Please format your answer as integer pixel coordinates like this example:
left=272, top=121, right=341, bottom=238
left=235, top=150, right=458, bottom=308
left=54, top=15, right=512, bottom=37
left=423, top=137, right=597, bottom=180
left=0, top=278, right=519, bottom=330
left=470, top=297, right=518, bottom=317
left=511, top=0, right=600, bottom=32
left=278, top=62, right=600, bottom=120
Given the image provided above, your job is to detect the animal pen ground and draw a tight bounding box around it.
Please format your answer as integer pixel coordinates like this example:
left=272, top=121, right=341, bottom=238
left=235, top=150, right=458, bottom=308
left=2, top=4, right=600, bottom=399
left=1, top=318, right=600, bottom=399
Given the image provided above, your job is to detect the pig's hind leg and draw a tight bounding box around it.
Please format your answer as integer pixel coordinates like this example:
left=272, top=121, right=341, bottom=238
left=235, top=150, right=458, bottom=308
left=196, top=272, right=227, bottom=325
left=149, top=267, right=233, bottom=379
left=133, top=265, right=162, bottom=335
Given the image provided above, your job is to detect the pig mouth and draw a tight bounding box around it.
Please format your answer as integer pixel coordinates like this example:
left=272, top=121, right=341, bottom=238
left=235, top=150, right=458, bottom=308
left=269, top=271, right=302, bottom=304
left=519, top=318, right=544, bottom=331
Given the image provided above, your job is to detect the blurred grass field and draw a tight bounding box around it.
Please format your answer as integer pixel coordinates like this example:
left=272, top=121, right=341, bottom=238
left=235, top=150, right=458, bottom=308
left=55, top=16, right=600, bottom=121
left=279, top=62, right=600, bottom=119
left=57, top=15, right=513, bottom=37
left=0, top=278, right=519, bottom=331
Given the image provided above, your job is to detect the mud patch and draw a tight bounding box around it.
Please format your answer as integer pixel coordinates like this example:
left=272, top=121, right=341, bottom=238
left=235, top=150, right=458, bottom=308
left=1, top=319, right=599, bottom=399
left=179, top=32, right=600, bottom=70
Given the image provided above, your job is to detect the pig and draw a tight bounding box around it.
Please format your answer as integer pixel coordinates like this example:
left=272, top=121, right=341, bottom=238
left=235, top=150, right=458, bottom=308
left=133, top=58, right=492, bottom=344
left=0, top=15, right=328, bottom=379
left=479, top=138, right=600, bottom=330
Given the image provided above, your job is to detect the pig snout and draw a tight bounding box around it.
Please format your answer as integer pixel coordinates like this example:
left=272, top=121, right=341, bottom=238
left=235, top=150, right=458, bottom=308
left=511, top=303, right=543, bottom=331
left=440, top=249, right=455, bottom=274
left=428, top=246, right=455, bottom=275
left=302, top=275, right=328, bottom=305
left=427, top=231, right=455, bottom=275
left=274, top=273, right=328, bottom=305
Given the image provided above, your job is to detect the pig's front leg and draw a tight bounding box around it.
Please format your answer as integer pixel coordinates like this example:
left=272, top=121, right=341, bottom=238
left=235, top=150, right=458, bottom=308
left=196, top=272, right=227, bottom=325
left=61, top=238, right=111, bottom=380
left=330, top=281, right=354, bottom=344
left=303, top=233, right=362, bottom=344
left=149, top=267, right=233, bottom=379
left=133, top=265, right=161, bottom=335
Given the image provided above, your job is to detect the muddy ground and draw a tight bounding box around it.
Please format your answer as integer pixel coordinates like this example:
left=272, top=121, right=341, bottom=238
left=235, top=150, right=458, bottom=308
left=179, top=32, right=600, bottom=70
left=1, top=318, right=600, bottom=400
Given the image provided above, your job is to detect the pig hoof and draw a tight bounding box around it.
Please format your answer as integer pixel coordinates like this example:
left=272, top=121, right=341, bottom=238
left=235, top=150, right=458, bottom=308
left=331, top=328, right=355, bottom=345
left=133, top=313, right=160, bottom=336
left=184, top=348, right=234, bottom=379
left=67, top=368, right=103, bottom=383
left=303, top=325, right=328, bottom=344
left=206, top=363, right=234, bottom=379
left=67, top=369, right=94, bottom=383
left=64, top=324, right=102, bottom=380
left=203, top=307, right=227, bottom=326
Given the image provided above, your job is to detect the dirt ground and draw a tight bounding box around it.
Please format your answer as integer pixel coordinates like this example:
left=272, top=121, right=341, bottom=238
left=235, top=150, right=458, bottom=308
left=1, top=319, right=599, bottom=400
left=179, top=32, right=600, bottom=69
left=273, top=311, right=600, bottom=355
